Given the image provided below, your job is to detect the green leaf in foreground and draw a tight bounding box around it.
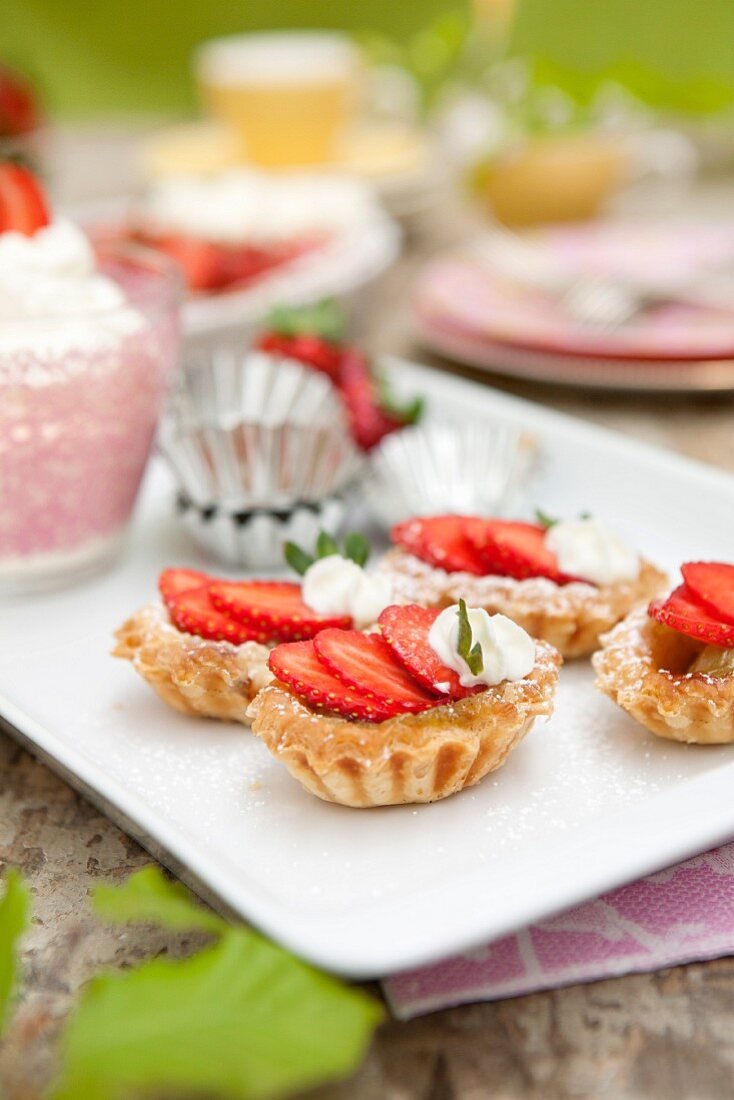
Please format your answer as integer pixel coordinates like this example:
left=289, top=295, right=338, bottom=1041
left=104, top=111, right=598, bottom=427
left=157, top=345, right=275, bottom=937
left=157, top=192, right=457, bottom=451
left=52, top=929, right=383, bottom=1100
left=0, top=867, right=29, bottom=1037
left=93, top=865, right=225, bottom=936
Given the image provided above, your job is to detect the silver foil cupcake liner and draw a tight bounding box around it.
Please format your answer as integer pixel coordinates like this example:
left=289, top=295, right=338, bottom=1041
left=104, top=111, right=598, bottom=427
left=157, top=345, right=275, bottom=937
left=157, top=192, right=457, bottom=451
left=176, top=492, right=351, bottom=570
left=159, top=347, right=362, bottom=567
left=365, top=418, right=537, bottom=529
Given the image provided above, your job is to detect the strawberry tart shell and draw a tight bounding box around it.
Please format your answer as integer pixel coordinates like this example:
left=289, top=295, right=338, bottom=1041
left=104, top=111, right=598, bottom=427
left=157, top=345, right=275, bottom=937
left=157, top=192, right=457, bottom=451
left=113, top=603, right=272, bottom=722
left=247, top=640, right=561, bottom=808
left=377, top=549, right=668, bottom=660
left=593, top=605, right=734, bottom=744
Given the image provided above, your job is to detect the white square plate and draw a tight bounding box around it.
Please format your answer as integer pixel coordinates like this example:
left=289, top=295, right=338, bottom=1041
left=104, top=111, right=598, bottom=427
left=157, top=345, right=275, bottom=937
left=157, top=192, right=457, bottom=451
left=3, top=360, right=734, bottom=978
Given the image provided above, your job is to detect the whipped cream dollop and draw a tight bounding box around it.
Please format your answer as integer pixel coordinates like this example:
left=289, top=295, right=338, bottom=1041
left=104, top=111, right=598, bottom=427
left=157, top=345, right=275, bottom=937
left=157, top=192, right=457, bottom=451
left=428, top=604, right=536, bottom=690
left=301, top=555, right=392, bottom=630
left=545, top=518, right=639, bottom=586
left=138, top=170, right=382, bottom=245
left=0, top=219, right=146, bottom=363
left=0, top=219, right=127, bottom=321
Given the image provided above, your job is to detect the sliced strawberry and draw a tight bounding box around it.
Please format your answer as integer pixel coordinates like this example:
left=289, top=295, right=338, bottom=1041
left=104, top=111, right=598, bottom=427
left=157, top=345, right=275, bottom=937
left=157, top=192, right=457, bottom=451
left=681, top=562, right=734, bottom=627
left=268, top=639, right=394, bottom=721
left=209, top=581, right=351, bottom=642
left=158, top=567, right=212, bottom=607
left=314, top=628, right=437, bottom=714
left=0, top=162, right=49, bottom=236
left=378, top=605, right=482, bottom=700
left=141, top=235, right=225, bottom=291
left=649, top=584, right=734, bottom=648
left=391, top=515, right=487, bottom=576
left=168, top=586, right=270, bottom=645
left=467, top=520, right=578, bottom=584
left=257, top=331, right=342, bottom=381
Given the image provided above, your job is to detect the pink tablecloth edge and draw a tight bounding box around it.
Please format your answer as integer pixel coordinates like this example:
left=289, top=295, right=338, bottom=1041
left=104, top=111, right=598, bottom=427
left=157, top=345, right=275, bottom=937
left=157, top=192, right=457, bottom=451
left=382, top=937, right=734, bottom=1021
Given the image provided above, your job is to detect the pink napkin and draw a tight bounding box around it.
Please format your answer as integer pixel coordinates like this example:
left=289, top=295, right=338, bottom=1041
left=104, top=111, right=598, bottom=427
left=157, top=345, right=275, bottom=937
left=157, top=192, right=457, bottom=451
left=383, top=842, right=734, bottom=1019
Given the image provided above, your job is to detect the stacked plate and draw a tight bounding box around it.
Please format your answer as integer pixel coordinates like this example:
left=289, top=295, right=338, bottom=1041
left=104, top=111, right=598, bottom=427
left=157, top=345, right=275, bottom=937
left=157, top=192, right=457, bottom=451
left=414, top=219, right=734, bottom=392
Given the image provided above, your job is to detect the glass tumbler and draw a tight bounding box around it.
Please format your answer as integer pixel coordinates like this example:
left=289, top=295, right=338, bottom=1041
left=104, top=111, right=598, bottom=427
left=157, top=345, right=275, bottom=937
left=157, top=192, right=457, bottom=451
left=0, top=244, right=181, bottom=594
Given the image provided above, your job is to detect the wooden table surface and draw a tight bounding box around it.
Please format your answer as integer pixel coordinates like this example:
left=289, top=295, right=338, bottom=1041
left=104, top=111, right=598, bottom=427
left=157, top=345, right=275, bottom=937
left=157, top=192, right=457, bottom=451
left=2, top=128, right=734, bottom=1099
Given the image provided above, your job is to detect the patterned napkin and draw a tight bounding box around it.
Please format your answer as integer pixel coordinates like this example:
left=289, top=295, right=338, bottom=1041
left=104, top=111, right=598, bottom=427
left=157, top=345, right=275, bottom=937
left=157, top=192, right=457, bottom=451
left=383, top=842, right=734, bottom=1019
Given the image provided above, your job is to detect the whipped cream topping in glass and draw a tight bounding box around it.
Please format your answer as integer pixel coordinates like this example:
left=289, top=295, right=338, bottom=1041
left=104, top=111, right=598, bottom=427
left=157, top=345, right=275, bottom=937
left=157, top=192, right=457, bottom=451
left=545, top=518, right=639, bottom=586
left=428, top=604, right=536, bottom=690
left=0, top=219, right=127, bottom=320
left=0, top=219, right=146, bottom=359
left=138, top=170, right=381, bottom=245
left=301, top=555, right=393, bottom=629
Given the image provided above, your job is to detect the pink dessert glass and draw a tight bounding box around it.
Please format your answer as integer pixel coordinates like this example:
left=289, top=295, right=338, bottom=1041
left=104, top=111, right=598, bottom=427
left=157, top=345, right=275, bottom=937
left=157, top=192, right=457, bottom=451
left=0, top=243, right=182, bottom=594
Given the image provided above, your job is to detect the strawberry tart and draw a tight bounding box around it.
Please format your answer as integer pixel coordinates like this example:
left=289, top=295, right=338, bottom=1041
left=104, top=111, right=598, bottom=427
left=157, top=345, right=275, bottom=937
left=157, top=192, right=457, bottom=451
left=248, top=599, right=561, bottom=807
left=594, top=562, right=734, bottom=744
left=378, top=513, right=668, bottom=659
left=113, top=533, right=393, bottom=721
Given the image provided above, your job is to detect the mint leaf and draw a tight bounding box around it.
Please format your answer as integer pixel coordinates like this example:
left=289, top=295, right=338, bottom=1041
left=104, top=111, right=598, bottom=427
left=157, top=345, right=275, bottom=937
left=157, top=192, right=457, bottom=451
left=343, top=532, right=370, bottom=568
left=315, top=531, right=339, bottom=559
left=456, top=598, right=484, bottom=676
left=267, top=299, right=345, bottom=343
left=93, top=866, right=225, bottom=936
left=0, top=868, right=29, bottom=1037
left=534, top=509, right=558, bottom=529
left=52, top=929, right=382, bottom=1100
left=283, top=541, right=314, bottom=577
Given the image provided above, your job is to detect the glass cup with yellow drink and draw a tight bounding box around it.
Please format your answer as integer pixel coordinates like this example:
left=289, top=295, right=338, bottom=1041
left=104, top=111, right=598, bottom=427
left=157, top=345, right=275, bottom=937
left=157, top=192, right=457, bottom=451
left=195, top=31, right=362, bottom=169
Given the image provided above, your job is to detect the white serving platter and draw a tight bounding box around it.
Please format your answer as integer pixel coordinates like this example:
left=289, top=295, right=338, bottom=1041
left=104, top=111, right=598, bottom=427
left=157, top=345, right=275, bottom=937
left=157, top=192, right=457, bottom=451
left=2, top=360, right=734, bottom=979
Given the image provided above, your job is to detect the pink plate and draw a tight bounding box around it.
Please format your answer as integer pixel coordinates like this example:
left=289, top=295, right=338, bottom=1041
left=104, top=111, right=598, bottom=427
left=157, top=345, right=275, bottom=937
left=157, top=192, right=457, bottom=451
left=414, top=220, right=734, bottom=370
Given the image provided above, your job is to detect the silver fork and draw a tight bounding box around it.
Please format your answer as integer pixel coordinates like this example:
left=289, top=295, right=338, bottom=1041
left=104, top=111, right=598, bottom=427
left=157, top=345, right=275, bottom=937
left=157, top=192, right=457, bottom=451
left=561, top=276, right=643, bottom=332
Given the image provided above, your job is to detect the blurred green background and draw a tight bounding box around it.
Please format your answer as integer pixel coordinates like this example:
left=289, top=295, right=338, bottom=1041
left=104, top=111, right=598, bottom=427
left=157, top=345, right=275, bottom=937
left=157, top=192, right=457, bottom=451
left=4, top=0, right=734, bottom=120
left=0, top=0, right=464, bottom=117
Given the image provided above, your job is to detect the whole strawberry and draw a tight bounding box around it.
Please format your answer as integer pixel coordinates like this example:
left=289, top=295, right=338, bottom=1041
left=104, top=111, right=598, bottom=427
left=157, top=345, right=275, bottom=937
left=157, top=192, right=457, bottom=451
left=257, top=298, right=424, bottom=450
left=256, top=299, right=345, bottom=381
left=0, top=65, right=41, bottom=138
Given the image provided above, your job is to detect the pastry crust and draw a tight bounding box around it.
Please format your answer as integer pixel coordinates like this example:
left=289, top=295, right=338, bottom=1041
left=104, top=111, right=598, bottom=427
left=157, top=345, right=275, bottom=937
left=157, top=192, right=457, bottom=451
left=247, top=640, right=561, bottom=807
left=593, top=605, right=734, bottom=744
left=377, top=549, right=668, bottom=659
left=113, top=603, right=271, bottom=722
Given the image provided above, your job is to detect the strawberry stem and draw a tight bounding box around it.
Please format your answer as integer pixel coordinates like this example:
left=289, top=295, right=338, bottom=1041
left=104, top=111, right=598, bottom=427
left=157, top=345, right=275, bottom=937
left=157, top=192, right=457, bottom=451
left=376, top=373, right=425, bottom=425
left=266, top=298, right=345, bottom=343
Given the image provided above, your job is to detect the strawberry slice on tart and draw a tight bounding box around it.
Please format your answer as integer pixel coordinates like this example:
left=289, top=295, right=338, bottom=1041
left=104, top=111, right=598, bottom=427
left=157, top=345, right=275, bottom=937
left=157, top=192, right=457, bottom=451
left=594, top=561, right=734, bottom=745
left=249, top=599, right=561, bottom=807
left=113, top=531, right=396, bottom=722
left=680, top=562, right=734, bottom=627
left=210, top=580, right=352, bottom=641
left=378, top=604, right=481, bottom=700
left=313, top=628, right=438, bottom=714
left=382, top=512, right=667, bottom=660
